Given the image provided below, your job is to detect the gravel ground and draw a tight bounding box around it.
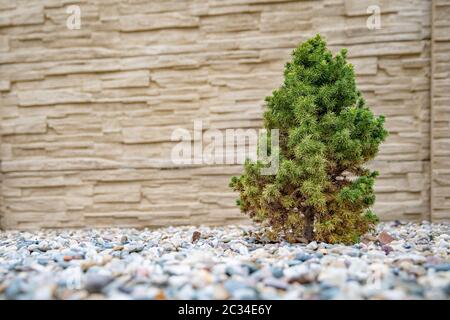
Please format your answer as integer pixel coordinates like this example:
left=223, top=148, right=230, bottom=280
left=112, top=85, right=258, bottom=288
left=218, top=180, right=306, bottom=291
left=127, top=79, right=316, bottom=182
left=0, top=221, right=449, bottom=300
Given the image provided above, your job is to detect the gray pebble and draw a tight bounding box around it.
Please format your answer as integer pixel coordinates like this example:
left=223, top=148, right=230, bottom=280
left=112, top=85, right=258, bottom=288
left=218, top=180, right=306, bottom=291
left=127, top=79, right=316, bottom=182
left=85, top=274, right=114, bottom=293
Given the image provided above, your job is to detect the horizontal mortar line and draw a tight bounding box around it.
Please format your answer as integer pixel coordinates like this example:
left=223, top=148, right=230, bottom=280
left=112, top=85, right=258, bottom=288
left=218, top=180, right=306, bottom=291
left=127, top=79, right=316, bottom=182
left=0, top=160, right=432, bottom=174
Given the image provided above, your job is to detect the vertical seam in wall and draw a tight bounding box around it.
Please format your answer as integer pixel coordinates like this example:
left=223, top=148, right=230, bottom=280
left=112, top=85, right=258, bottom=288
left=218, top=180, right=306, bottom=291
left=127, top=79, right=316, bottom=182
left=429, top=0, right=435, bottom=222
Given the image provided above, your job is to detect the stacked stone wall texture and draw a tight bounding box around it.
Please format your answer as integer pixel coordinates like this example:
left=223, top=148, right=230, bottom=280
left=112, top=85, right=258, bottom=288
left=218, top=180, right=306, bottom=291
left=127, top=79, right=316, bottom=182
left=0, top=0, right=448, bottom=229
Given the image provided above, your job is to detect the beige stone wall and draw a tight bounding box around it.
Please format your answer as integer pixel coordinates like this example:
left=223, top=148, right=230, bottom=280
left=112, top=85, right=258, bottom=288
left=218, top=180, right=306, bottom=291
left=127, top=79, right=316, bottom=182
left=0, top=0, right=447, bottom=229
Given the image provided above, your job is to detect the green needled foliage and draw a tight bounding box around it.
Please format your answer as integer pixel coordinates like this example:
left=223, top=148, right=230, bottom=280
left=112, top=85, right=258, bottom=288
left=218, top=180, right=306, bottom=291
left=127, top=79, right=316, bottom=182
left=230, top=35, right=388, bottom=244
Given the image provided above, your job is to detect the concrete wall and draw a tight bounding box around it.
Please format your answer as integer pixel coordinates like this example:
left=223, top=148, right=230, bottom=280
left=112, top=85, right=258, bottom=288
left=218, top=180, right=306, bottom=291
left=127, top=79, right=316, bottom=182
left=0, top=0, right=448, bottom=229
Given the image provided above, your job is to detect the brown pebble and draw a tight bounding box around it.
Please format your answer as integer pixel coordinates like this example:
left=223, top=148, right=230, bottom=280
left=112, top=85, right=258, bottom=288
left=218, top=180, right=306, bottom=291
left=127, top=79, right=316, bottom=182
left=192, top=231, right=201, bottom=243
left=63, top=255, right=72, bottom=262
left=378, top=231, right=395, bottom=245
left=155, top=290, right=166, bottom=300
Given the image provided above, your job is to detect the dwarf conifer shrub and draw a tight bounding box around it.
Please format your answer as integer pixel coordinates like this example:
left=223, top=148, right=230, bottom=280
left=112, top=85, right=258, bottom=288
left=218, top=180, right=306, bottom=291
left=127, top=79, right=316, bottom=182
left=230, top=35, right=388, bottom=244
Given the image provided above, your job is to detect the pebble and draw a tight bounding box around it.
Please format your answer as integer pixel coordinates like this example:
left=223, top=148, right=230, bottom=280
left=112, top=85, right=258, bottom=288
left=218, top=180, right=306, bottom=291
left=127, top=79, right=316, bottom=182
left=318, top=268, right=348, bottom=286
left=27, top=244, right=39, bottom=252
left=192, top=231, right=201, bottom=243
left=38, top=241, right=50, bottom=252
left=427, top=263, right=450, bottom=272
left=230, top=242, right=249, bottom=255
left=124, top=244, right=144, bottom=253
left=224, top=280, right=250, bottom=293
left=271, top=267, right=284, bottom=278
left=165, top=264, right=191, bottom=276
left=306, top=241, right=318, bottom=250
left=120, top=235, right=128, bottom=244
left=0, top=222, right=448, bottom=300
left=263, top=277, right=289, bottom=290
left=85, top=274, right=113, bottom=294
left=378, top=231, right=395, bottom=245
left=232, top=288, right=257, bottom=300
left=295, top=252, right=313, bottom=262
left=382, top=245, right=394, bottom=255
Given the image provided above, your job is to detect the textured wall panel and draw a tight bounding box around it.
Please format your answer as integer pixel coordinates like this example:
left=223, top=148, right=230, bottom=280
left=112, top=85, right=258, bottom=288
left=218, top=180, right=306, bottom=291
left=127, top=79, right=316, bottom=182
left=0, top=0, right=444, bottom=229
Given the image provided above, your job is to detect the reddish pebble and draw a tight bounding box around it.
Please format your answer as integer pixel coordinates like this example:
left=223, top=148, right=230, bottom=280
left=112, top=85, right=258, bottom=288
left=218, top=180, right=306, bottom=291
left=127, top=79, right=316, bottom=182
left=192, top=231, right=201, bottom=243
left=378, top=231, right=395, bottom=245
